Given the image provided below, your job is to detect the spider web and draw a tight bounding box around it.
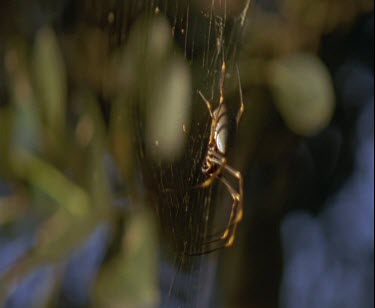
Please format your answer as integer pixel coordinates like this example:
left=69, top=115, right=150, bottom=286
left=129, top=1, right=252, bottom=306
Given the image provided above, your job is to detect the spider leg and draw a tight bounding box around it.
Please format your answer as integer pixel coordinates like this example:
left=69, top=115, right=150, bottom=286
left=219, top=61, right=226, bottom=106
left=198, top=90, right=214, bottom=119
left=203, top=151, right=243, bottom=220
left=194, top=175, right=240, bottom=246
left=192, top=161, right=243, bottom=255
left=221, top=163, right=244, bottom=224
left=187, top=243, right=228, bottom=256
left=236, top=65, right=245, bottom=125
left=209, top=152, right=243, bottom=203
left=218, top=176, right=240, bottom=239
left=209, top=156, right=244, bottom=247
left=210, top=61, right=227, bottom=127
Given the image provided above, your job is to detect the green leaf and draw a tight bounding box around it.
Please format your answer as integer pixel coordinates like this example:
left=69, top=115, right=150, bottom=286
left=33, top=27, right=67, bottom=136
left=268, top=53, right=335, bottom=136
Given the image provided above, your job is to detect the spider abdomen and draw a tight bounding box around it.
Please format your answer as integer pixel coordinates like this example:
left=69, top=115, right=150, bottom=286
left=212, top=104, right=236, bottom=155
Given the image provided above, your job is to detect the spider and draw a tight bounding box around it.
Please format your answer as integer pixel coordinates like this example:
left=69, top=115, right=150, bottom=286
left=194, top=61, right=244, bottom=255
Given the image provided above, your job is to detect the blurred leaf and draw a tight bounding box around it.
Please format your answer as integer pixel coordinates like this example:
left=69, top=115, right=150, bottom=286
left=268, top=53, right=335, bottom=136
left=110, top=15, right=176, bottom=190
left=35, top=211, right=105, bottom=260
left=5, top=46, right=42, bottom=154
left=282, top=0, right=374, bottom=34
left=74, top=91, right=112, bottom=210
left=33, top=27, right=66, bottom=137
left=10, top=149, right=90, bottom=218
left=11, top=102, right=42, bottom=154
left=93, top=210, right=159, bottom=308
left=0, top=214, right=105, bottom=299
left=146, top=55, right=192, bottom=161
